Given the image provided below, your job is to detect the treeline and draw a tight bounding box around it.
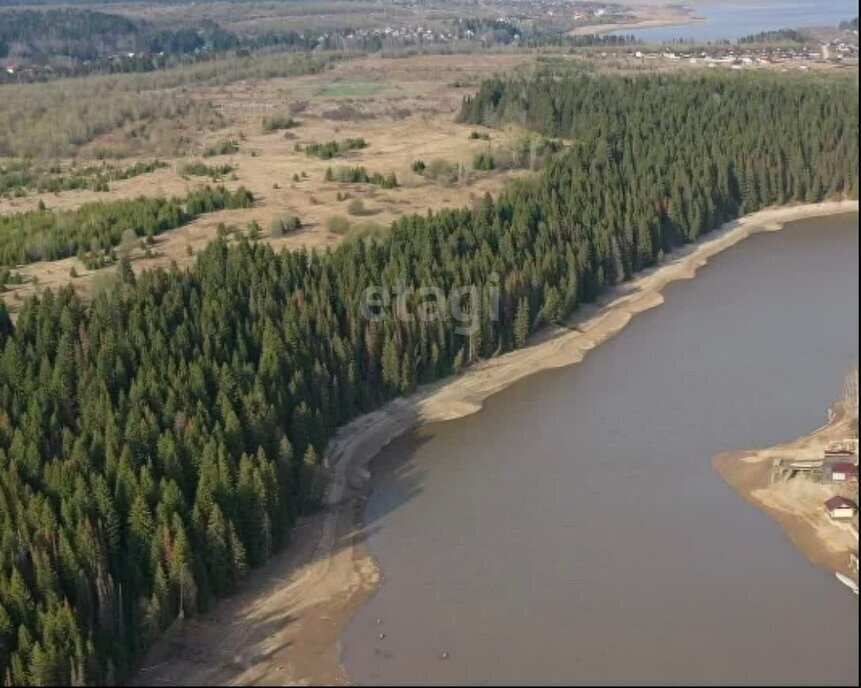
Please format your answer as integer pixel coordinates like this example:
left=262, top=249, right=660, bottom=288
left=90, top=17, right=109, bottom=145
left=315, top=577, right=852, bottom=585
left=302, top=138, right=368, bottom=159
left=459, top=72, right=857, bottom=241
left=0, top=70, right=856, bottom=684
left=738, top=28, right=810, bottom=44
left=519, top=32, right=639, bottom=49
left=0, top=9, right=244, bottom=73
left=179, top=162, right=235, bottom=180
left=0, top=161, right=166, bottom=198
left=325, top=166, right=397, bottom=188
left=0, top=7, right=551, bottom=84
left=0, top=186, right=253, bottom=266
left=0, top=9, right=139, bottom=61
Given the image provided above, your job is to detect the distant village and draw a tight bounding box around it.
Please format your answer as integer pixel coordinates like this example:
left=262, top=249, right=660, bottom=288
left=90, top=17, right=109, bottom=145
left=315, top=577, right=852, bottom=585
left=0, top=2, right=629, bottom=81
left=2, top=0, right=858, bottom=82
left=625, top=36, right=859, bottom=71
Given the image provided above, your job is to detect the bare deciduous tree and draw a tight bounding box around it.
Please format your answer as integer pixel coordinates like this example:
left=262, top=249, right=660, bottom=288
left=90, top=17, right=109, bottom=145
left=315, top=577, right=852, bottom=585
left=842, top=365, right=859, bottom=438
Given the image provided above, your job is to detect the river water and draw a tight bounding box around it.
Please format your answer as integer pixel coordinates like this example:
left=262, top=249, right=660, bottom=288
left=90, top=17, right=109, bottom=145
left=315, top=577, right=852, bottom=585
left=609, top=1, right=858, bottom=42
left=342, top=213, right=859, bottom=685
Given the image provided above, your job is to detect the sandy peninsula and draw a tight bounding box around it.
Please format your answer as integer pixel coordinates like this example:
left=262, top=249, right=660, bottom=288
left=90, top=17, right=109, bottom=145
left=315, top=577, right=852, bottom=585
left=568, top=3, right=702, bottom=37
left=137, top=199, right=859, bottom=686
left=713, top=402, right=858, bottom=583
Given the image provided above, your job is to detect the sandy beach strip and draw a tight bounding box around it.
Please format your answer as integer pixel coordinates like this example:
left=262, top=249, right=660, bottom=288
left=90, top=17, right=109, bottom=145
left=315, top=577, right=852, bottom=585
left=568, top=5, right=702, bottom=37
left=137, top=199, right=858, bottom=686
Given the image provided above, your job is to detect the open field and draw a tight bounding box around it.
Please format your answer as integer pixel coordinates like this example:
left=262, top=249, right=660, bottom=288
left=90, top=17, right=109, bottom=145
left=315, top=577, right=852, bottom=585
left=1, top=48, right=854, bottom=315
left=1, top=51, right=540, bottom=312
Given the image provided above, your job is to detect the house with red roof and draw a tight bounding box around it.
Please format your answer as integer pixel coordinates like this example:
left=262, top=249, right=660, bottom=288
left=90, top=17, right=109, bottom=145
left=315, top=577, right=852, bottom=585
left=824, top=496, right=857, bottom=520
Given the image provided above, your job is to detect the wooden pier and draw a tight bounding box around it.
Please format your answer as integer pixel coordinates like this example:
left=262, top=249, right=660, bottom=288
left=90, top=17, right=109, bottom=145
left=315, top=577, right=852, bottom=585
left=770, top=457, right=824, bottom=484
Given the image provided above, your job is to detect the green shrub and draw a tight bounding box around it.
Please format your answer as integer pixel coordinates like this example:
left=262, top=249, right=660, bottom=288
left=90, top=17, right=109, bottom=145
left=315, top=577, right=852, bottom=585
left=303, top=138, right=367, bottom=159
left=347, top=199, right=369, bottom=216
left=180, top=161, right=235, bottom=179
left=262, top=115, right=299, bottom=132
left=326, top=215, right=351, bottom=235
left=326, top=166, right=397, bottom=188
left=270, top=214, right=302, bottom=236
left=203, top=139, right=239, bottom=157
left=473, top=151, right=495, bottom=171
left=344, top=220, right=389, bottom=242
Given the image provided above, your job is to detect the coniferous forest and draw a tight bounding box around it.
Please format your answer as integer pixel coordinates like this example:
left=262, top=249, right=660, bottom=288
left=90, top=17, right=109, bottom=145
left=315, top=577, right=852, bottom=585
left=0, top=70, right=857, bottom=684
left=0, top=186, right=254, bottom=267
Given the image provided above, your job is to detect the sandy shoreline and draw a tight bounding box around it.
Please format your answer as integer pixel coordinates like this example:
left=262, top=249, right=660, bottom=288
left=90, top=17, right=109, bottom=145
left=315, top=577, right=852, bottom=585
left=712, top=405, right=858, bottom=582
left=568, top=5, right=701, bottom=37
left=138, top=199, right=858, bottom=685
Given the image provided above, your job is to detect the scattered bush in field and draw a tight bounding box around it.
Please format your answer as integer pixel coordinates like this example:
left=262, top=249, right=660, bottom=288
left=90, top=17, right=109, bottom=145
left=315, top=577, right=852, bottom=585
left=203, top=139, right=239, bottom=157
left=262, top=115, right=299, bottom=132
left=325, top=166, right=397, bottom=188
left=422, top=158, right=464, bottom=184
left=289, top=100, right=310, bottom=115
left=411, top=159, right=426, bottom=173
left=326, top=215, right=351, bottom=235
left=1, top=159, right=167, bottom=197
left=344, top=220, right=389, bottom=242
left=469, top=131, right=491, bottom=140
left=303, top=138, right=367, bottom=159
left=347, top=199, right=373, bottom=216
left=270, top=214, right=302, bottom=236
left=180, top=161, right=236, bottom=179
left=473, top=151, right=495, bottom=171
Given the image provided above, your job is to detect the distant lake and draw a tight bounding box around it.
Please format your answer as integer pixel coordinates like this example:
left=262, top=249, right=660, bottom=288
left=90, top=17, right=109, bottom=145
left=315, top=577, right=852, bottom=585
left=609, top=1, right=858, bottom=42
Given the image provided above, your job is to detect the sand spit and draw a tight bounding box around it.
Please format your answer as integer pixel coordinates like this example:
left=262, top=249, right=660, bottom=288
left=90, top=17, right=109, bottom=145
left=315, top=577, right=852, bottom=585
left=713, top=403, right=858, bottom=583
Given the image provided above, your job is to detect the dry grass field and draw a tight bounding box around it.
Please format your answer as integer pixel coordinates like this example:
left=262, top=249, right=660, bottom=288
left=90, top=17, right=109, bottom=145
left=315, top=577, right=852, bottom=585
left=3, top=46, right=847, bottom=314
left=1, top=51, right=541, bottom=312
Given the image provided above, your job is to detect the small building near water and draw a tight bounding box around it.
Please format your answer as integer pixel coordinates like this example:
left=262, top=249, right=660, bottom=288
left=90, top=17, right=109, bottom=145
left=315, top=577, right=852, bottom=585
left=824, top=496, right=858, bottom=520
left=824, top=461, right=859, bottom=483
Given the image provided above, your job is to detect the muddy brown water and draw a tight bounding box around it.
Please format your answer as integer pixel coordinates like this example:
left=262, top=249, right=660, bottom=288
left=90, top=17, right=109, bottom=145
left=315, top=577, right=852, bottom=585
left=342, top=213, right=859, bottom=685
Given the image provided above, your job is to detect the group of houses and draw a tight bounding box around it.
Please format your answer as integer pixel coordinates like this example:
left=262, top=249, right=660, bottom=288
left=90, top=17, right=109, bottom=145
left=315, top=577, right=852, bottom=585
left=629, top=41, right=858, bottom=71
left=769, top=439, right=859, bottom=522
left=822, top=442, right=858, bottom=522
